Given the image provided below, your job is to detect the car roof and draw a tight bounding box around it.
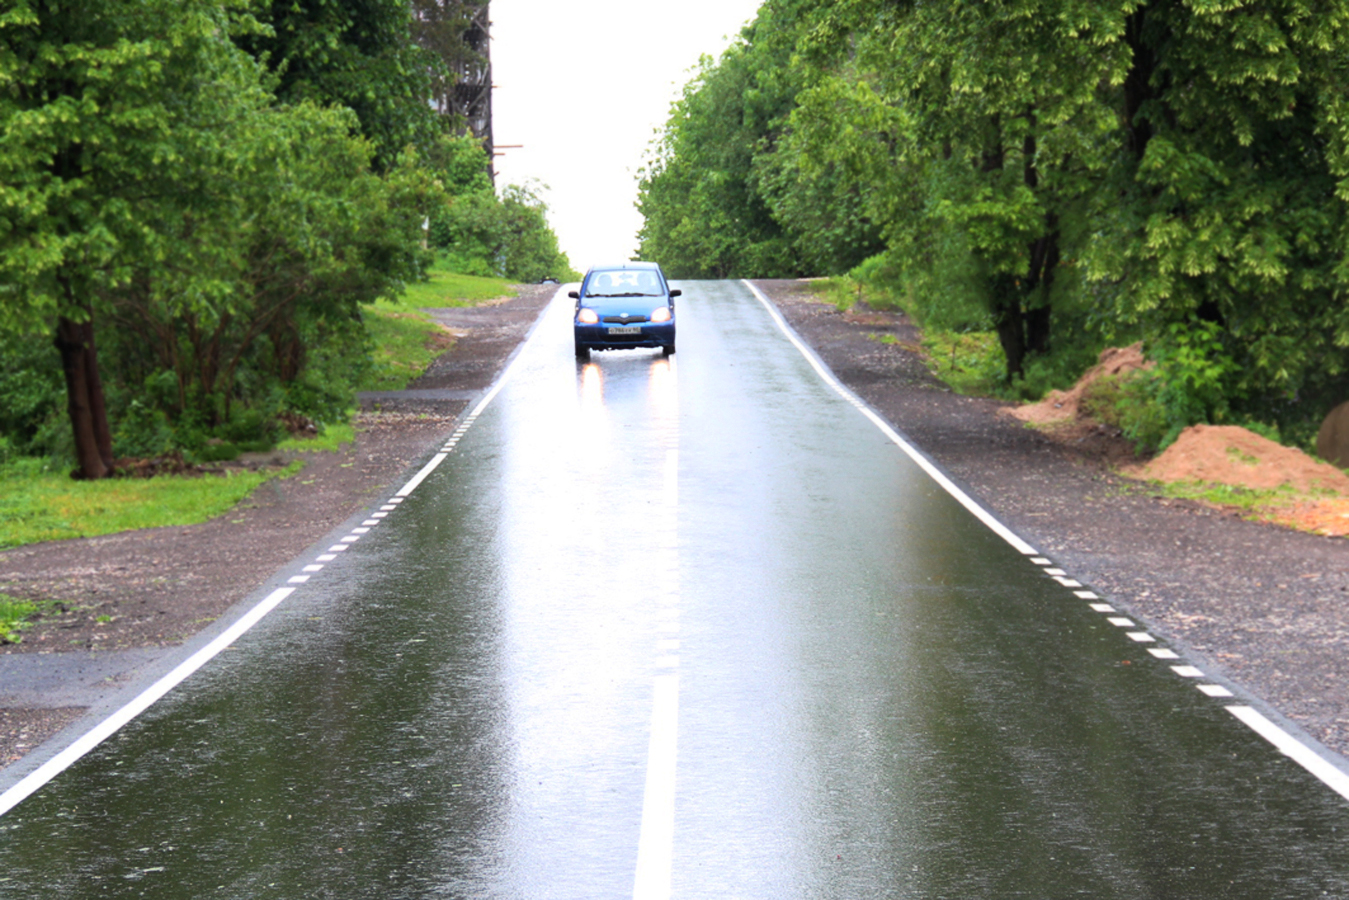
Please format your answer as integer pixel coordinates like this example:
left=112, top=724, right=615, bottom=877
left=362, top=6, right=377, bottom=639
left=586, top=261, right=662, bottom=273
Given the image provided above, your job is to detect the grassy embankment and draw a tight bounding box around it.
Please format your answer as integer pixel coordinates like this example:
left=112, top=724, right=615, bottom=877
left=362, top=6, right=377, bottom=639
left=360, top=266, right=514, bottom=391
left=0, top=264, right=513, bottom=582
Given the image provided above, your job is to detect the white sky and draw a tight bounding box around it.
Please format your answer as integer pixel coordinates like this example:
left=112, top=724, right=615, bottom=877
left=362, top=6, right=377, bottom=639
left=490, top=0, right=765, bottom=272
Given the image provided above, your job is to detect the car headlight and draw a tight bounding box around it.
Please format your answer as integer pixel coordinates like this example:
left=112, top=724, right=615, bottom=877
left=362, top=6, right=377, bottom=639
left=650, top=306, right=671, bottom=323
left=577, top=308, right=599, bottom=324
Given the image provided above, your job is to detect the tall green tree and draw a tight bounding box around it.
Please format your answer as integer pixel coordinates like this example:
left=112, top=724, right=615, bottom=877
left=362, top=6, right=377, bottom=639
left=238, top=0, right=444, bottom=171
left=0, top=0, right=260, bottom=477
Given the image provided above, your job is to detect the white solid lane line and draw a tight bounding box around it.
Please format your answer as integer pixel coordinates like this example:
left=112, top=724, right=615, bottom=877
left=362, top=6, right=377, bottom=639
left=742, top=279, right=1039, bottom=557
left=632, top=674, right=679, bottom=900
left=1228, top=706, right=1349, bottom=802
left=0, top=587, right=297, bottom=817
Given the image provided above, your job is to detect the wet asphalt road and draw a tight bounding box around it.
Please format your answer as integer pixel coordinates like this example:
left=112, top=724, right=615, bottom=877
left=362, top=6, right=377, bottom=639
left=3, top=281, right=1349, bottom=898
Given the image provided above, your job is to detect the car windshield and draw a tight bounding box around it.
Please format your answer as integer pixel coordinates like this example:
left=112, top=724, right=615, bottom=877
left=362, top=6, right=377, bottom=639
left=584, top=270, right=664, bottom=298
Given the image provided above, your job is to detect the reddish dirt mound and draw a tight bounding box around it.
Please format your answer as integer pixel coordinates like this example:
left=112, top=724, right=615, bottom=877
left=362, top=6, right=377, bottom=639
left=1128, top=424, right=1349, bottom=493
left=1009, top=343, right=1149, bottom=425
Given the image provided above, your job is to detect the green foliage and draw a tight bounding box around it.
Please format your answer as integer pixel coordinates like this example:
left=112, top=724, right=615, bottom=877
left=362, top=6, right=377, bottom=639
left=638, top=0, right=1349, bottom=449
left=277, top=421, right=356, bottom=453
left=237, top=0, right=448, bottom=171
left=0, top=0, right=446, bottom=469
left=429, top=183, right=578, bottom=282
left=919, top=332, right=1009, bottom=398
left=357, top=263, right=519, bottom=392
left=0, top=460, right=301, bottom=550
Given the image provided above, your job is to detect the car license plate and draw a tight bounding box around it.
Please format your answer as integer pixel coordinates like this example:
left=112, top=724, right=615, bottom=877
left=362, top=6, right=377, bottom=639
left=607, top=325, right=642, bottom=335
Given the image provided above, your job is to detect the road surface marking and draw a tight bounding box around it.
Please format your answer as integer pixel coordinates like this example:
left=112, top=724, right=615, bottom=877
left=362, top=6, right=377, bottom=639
left=302, top=565, right=323, bottom=573
left=1054, top=576, right=1083, bottom=587
left=633, top=673, right=679, bottom=900
left=742, top=280, right=1038, bottom=557
left=0, top=587, right=297, bottom=817
left=317, top=554, right=336, bottom=562
left=1199, top=684, right=1234, bottom=698
left=1171, top=666, right=1204, bottom=678
left=1031, top=557, right=1051, bottom=565
left=746, top=278, right=1349, bottom=801
left=1045, top=568, right=1067, bottom=576
left=0, top=290, right=559, bottom=820
left=1107, top=617, right=1136, bottom=627
left=1075, top=591, right=1100, bottom=599
left=1227, top=706, right=1349, bottom=801
left=1090, top=603, right=1116, bottom=612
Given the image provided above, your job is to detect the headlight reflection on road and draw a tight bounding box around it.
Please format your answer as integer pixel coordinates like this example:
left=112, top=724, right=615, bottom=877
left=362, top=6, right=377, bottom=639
left=647, top=357, right=678, bottom=446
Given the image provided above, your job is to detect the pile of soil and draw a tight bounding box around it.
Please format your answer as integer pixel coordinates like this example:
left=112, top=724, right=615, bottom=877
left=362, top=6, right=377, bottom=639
left=1131, top=424, right=1349, bottom=494
left=1009, top=343, right=1149, bottom=425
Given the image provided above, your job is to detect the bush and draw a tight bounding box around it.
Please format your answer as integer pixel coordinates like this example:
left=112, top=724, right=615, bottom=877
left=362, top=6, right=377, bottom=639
left=1081, top=371, right=1169, bottom=453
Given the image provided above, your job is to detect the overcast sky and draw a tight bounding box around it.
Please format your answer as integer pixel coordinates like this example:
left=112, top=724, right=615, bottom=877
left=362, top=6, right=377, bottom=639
left=490, top=0, right=765, bottom=272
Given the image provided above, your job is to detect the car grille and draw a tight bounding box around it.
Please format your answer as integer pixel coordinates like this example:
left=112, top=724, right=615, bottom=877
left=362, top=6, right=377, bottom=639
left=602, top=314, right=649, bottom=324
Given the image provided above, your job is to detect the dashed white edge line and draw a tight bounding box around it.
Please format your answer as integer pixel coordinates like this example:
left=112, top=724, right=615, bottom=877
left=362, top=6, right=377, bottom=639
left=742, top=280, right=1037, bottom=557
left=0, top=587, right=297, bottom=817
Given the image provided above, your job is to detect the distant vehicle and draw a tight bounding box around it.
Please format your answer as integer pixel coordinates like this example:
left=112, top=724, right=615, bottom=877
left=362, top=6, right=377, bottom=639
left=539, top=276, right=559, bottom=284
left=570, top=262, right=679, bottom=359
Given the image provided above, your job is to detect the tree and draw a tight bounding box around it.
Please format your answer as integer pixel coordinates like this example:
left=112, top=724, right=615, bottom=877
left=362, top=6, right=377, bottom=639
left=0, top=0, right=260, bottom=477
left=237, top=0, right=445, bottom=171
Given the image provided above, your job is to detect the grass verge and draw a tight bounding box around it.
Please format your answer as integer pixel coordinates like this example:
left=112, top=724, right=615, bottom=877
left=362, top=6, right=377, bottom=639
left=0, top=593, right=38, bottom=643
left=0, top=460, right=302, bottom=551
left=277, top=420, right=357, bottom=453
left=359, top=267, right=516, bottom=392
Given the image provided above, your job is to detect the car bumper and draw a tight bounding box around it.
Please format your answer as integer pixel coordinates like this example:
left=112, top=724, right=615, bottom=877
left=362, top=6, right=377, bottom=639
left=575, top=322, right=675, bottom=350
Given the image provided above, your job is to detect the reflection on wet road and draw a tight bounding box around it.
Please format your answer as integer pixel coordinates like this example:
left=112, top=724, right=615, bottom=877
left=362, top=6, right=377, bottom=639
left=2, top=281, right=1349, bottom=898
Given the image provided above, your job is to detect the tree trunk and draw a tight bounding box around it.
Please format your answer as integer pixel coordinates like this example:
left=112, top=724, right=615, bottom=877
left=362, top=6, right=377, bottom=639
left=991, top=275, right=1026, bottom=382
left=55, top=316, right=112, bottom=479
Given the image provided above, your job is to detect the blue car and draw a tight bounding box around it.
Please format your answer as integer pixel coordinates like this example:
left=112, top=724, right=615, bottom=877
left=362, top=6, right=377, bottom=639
left=571, top=262, right=679, bottom=359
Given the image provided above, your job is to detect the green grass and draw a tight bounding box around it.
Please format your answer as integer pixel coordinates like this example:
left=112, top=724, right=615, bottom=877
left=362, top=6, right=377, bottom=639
left=0, top=593, right=37, bottom=643
left=1147, top=480, right=1314, bottom=511
left=920, top=330, right=1007, bottom=396
left=276, top=420, right=357, bottom=453
left=358, top=266, right=517, bottom=392
left=0, top=460, right=301, bottom=551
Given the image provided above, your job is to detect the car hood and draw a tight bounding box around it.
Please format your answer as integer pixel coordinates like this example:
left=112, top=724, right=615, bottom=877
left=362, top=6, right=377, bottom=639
left=581, top=296, right=671, bottom=316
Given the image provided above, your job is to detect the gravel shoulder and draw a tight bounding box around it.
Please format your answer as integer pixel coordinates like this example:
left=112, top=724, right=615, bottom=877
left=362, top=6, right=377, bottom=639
left=5, top=277, right=1349, bottom=774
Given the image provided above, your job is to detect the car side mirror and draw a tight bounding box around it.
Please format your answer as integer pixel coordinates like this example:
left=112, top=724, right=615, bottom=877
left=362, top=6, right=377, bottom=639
left=568, top=291, right=580, bottom=300
left=669, top=289, right=681, bottom=298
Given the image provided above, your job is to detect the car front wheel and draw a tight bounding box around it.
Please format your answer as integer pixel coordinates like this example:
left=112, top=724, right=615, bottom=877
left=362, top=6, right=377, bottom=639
left=661, top=343, right=675, bottom=357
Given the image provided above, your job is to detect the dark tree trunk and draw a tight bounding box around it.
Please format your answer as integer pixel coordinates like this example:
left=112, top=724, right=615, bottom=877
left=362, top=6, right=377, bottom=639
left=991, top=275, right=1026, bottom=381
left=55, top=315, right=112, bottom=479
left=1123, top=9, right=1157, bottom=160
left=1024, top=222, right=1059, bottom=356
